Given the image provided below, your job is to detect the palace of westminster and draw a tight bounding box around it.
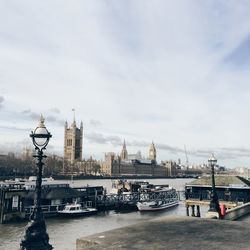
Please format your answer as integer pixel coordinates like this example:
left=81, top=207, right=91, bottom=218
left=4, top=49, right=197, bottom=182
left=63, top=119, right=177, bottom=177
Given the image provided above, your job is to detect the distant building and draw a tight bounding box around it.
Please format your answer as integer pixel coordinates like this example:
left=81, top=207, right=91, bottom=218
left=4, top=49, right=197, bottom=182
left=0, top=154, right=8, bottom=161
left=127, top=151, right=143, bottom=162
left=101, top=152, right=116, bottom=176
left=235, top=167, right=250, bottom=180
left=165, top=161, right=177, bottom=177
left=178, top=158, right=181, bottom=165
left=64, top=119, right=83, bottom=164
left=149, top=141, right=156, bottom=163
left=22, top=148, right=35, bottom=161
left=101, top=141, right=171, bottom=177
left=0, top=152, right=16, bottom=161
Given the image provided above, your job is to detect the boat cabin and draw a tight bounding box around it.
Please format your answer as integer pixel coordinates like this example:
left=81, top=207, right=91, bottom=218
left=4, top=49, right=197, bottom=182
left=64, top=204, right=82, bottom=211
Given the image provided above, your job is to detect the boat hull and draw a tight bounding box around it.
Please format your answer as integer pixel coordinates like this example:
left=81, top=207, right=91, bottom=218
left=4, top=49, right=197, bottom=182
left=137, top=201, right=179, bottom=212
left=57, top=209, right=97, bottom=217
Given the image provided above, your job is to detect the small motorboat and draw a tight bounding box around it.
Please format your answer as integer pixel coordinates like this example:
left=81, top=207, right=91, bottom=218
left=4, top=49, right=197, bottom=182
left=57, top=203, right=97, bottom=217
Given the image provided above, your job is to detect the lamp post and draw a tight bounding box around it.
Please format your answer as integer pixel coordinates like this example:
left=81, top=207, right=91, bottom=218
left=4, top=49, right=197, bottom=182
left=208, top=153, right=221, bottom=218
left=20, top=115, right=53, bottom=250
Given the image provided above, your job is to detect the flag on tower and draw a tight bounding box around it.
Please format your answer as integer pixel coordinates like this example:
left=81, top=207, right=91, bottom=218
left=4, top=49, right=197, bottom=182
left=72, top=108, right=76, bottom=121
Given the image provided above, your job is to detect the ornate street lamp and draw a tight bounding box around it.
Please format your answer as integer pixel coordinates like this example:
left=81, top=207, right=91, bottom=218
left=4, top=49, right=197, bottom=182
left=20, top=115, right=53, bottom=250
left=208, top=153, right=221, bottom=218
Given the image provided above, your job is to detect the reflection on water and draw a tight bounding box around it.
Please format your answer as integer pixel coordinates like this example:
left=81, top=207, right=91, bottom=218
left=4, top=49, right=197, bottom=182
left=0, top=178, right=194, bottom=250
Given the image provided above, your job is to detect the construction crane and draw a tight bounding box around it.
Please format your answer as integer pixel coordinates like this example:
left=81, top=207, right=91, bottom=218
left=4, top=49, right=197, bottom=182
left=184, top=145, right=189, bottom=172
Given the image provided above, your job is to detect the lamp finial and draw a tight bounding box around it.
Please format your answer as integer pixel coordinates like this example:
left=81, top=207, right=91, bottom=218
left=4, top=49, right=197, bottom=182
left=39, top=114, right=45, bottom=127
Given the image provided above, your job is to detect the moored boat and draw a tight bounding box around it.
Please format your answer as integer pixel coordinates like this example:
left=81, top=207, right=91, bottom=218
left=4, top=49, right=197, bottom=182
left=137, top=187, right=179, bottom=212
left=57, top=203, right=97, bottom=217
left=137, top=199, right=179, bottom=212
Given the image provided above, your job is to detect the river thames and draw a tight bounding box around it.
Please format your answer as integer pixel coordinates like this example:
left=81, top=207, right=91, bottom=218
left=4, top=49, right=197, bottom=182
left=0, top=178, right=204, bottom=250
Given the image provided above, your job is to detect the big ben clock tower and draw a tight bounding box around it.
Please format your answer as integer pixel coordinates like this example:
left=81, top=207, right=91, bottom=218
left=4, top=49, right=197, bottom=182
left=149, top=141, right=156, bottom=163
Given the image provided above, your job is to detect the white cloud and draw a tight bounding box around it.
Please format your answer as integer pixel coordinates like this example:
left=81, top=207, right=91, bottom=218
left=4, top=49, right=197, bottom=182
left=1, top=1, right=250, bottom=167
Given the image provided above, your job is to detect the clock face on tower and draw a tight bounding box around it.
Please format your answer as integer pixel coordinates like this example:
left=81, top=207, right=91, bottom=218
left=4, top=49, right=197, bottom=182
left=150, top=149, right=155, bottom=160
left=149, top=143, right=156, bottom=161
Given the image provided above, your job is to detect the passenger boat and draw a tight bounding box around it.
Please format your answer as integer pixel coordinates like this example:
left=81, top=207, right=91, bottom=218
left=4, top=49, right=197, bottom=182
left=57, top=204, right=97, bottom=217
left=110, top=179, right=150, bottom=195
left=137, top=199, right=179, bottom=212
left=137, top=188, right=179, bottom=212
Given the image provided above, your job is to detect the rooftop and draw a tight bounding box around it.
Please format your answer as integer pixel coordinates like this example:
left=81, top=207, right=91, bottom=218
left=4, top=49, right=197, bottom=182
left=186, top=175, right=250, bottom=187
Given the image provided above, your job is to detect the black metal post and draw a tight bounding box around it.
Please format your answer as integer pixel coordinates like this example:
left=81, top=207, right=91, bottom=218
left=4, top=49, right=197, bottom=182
left=208, top=162, right=221, bottom=218
left=186, top=205, right=189, bottom=216
left=20, top=149, right=53, bottom=250
left=196, top=205, right=200, bottom=217
left=191, top=205, right=195, bottom=217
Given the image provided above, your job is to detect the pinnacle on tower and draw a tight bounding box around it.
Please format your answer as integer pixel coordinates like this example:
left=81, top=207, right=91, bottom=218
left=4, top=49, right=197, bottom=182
left=123, top=139, right=126, bottom=148
left=72, top=119, right=76, bottom=127
left=120, top=139, right=128, bottom=160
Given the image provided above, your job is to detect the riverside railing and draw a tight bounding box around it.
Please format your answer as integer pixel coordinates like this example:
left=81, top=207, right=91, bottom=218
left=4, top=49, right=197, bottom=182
left=24, top=201, right=93, bottom=215
left=185, top=192, right=250, bottom=203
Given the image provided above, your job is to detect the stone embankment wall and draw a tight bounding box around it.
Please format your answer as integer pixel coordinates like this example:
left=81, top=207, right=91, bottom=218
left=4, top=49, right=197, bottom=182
left=224, top=202, right=250, bottom=220
left=76, top=216, right=250, bottom=250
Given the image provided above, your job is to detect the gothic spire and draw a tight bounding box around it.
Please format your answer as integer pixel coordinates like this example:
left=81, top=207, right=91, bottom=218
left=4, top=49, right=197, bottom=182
left=121, top=139, right=128, bottom=160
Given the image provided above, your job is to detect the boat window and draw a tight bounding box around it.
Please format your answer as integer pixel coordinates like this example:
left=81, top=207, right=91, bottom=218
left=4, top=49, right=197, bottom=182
left=70, top=207, right=76, bottom=211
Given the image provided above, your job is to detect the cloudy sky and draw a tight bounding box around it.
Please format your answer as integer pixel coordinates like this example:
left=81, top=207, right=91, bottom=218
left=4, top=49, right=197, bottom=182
left=1, top=1, right=250, bottom=167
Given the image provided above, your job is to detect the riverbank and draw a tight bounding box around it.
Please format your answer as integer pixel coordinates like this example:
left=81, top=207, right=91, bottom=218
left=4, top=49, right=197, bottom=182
left=77, top=215, right=250, bottom=250
left=0, top=178, right=193, bottom=249
left=0, top=175, right=197, bottom=181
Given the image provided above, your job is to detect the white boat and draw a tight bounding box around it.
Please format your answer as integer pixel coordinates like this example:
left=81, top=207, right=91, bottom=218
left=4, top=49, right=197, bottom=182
left=57, top=204, right=97, bottom=217
left=137, top=189, right=179, bottom=212
left=137, top=199, right=179, bottom=211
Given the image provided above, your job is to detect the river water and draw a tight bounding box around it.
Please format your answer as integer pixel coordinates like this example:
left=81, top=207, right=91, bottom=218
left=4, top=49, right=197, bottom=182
left=0, top=178, right=197, bottom=250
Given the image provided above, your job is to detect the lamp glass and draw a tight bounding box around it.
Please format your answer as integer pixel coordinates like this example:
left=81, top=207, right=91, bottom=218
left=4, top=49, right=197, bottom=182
left=208, top=154, right=217, bottom=166
left=34, top=127, right=49, bottom=147
left=209, top=159, right=217, bottom=165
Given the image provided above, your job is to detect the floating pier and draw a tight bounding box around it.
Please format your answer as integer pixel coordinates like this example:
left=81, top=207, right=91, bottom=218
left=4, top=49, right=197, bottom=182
left=185, top=175, right=250, bottom=217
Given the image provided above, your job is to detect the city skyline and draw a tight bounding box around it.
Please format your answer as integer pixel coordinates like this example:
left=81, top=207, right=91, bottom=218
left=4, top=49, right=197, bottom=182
left=1, top=1, right=250, bottom=167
